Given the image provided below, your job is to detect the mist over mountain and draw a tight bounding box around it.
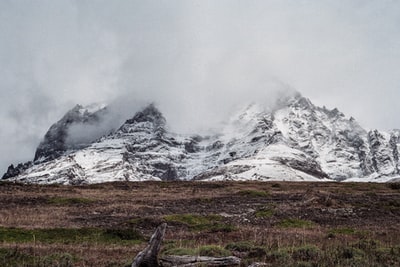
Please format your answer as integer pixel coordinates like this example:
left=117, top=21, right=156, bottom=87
left=2, top=1, right=400, bottom=175
left=4, top=90, right=400, bottom=184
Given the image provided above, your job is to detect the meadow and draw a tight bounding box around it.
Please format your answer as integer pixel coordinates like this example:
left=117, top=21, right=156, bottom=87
left=0, top=181, right=399, bottom=266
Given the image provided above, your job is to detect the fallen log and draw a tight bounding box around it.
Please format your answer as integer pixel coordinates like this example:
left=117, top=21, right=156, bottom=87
left=131, top=223, right=241, bottom=267
left=131, top=223, right=167, bottom=267
left=160, top=255, right=240, bottom=267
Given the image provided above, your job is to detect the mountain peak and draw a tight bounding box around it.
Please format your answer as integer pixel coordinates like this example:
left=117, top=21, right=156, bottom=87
left=116, top=104, right=166, bottom=136
left=34, top=104, right=107, bottom=163
left=125, top=104, right=165, bottom=126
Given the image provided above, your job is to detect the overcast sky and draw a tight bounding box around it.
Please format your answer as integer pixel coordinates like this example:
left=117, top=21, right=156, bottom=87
left=1, top=0, right=400, bottom=173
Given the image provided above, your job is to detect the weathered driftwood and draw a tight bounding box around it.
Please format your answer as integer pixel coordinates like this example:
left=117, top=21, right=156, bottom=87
left=160, top=255, right=240, bottom=267
left=132, top=223, right=167, bottom=267
left=132, top=223, right=242, bottom=267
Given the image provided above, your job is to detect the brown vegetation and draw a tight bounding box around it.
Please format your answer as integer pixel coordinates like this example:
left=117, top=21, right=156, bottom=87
left=0, top=181, right=399, bottom=266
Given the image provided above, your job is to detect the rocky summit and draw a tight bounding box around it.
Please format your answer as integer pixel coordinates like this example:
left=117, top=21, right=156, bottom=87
left=3, top=92, right=400, bottom=184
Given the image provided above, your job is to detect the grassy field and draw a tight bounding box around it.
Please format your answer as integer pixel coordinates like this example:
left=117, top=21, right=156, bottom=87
left=0, top=181, right=399, bottom=266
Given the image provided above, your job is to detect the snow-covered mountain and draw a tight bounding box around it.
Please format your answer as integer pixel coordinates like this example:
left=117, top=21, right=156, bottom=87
left=3, top=92, right=400, bottom=184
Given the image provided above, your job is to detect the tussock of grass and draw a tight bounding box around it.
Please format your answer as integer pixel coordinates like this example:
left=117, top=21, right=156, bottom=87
left=164, top=214, right=235, bottom=232
left=278, top=218, right=314, bottom=228
left=162, top=245, right=231, bottom=257
left=266, top=249, right=290, bottom=262
left=162, top=247, right=198, bottom=256
left=198, top=245, right=231, bottom=257
left=238, top=190, right=269, bottom=197
left=0, top=227, right=143, bottom=245
left=329, top=227, right=357, bottom=235
left=255, top=208, right=274, bottom=218
left=327, top=227, right=369, bottom=238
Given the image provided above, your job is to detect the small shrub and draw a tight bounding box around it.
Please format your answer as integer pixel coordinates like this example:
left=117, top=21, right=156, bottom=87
left=326, top=232, right=336, bottom=239
left=226, top=241, right=254, bottom=252
left=247, top=247, right=267, bottom=258
left=292, top=245, right=320, bottom=261
left=266, top=250, right=290, bottom=262
left=340, top=247, right=365, bottom=259
left=208, top=223, right=236, bottom=233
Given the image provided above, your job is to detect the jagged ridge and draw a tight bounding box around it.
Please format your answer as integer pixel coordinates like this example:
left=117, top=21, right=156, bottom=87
left=3, top=92, right=400, bottom=184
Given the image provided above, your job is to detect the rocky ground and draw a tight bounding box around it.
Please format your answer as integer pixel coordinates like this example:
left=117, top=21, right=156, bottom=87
left=0, top=181, right=399, bottom=266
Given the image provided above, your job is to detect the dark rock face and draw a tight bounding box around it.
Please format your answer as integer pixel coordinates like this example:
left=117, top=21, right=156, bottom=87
left=367, top=130, right=399, bottom=175
left=34, top=105, right=107, bottom=163
left=151, top=162, right=178, bottom=180
left=2, top=162, right=33, bottom=179
left=126, top=104, right=165, bottom=126
left=184, top=136, right=202, bottom=153
left=274, top=157, right=328, bottom=178
left=119, top=104, right=166, bottom=135
left=117, top=104, right=182, bottom=181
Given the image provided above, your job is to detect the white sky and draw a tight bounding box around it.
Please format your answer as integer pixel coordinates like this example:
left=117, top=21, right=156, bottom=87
left=1, top=0, right=400, bottom=173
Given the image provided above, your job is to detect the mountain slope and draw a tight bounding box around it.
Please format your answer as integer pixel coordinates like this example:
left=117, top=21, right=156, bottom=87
left=3, top=92, right=400, bottom=184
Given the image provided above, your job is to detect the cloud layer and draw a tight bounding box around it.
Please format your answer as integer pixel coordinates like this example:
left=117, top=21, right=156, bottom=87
left=1, top=0, right=400, bottom=173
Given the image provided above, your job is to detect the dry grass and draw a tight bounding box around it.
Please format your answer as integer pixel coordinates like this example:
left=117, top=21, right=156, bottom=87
left=0, top=181, right=399, bottom=266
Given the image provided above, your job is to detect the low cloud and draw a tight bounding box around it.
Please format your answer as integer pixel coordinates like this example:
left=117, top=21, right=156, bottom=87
left=1, top=1, right=400, bottom=173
